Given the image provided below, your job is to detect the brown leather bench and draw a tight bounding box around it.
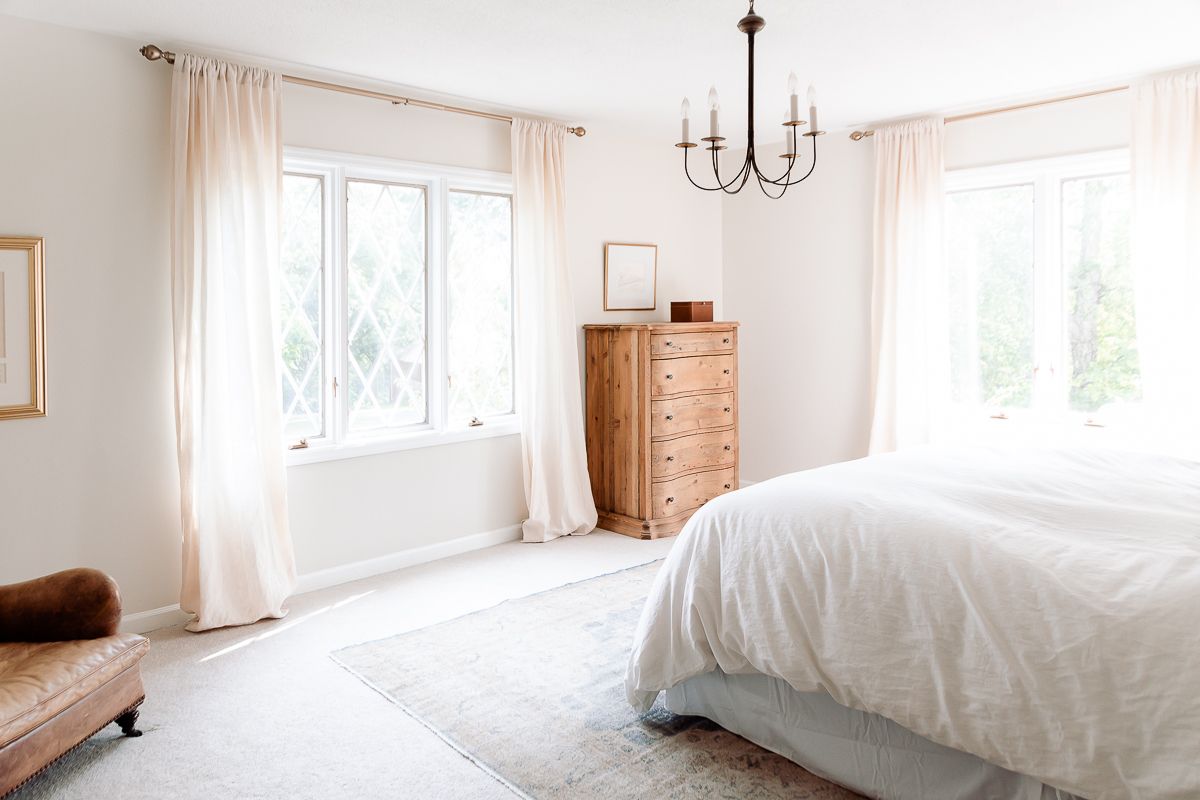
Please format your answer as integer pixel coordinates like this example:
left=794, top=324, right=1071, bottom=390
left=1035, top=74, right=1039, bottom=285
left=0, top=569, right=148, bottom=797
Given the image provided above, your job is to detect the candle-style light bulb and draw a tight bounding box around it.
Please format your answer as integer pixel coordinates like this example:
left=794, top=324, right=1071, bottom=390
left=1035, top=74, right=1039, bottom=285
left=807, top=83, right=819, bottom=132
left=788, top=72, right=800, bottom=122
left=807, top=84, right=817, bottom=107
left=707, top=86, right=720, bottom=139
left=680, top=97, right=691, bottom=144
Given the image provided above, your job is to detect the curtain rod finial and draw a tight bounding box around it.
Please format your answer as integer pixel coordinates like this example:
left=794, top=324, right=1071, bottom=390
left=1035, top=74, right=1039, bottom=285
left=139, top=44, right=175, bottom=65
left=569, top=126, right=587, bottom=137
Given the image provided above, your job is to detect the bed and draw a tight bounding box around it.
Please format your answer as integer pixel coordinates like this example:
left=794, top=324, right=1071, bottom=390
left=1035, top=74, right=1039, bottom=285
left=624, top=446, right=1200, bottom=800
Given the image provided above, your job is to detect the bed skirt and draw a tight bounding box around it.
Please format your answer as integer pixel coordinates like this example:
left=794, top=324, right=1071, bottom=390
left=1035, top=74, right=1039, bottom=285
left=664, top=670, right=1082, bottom=800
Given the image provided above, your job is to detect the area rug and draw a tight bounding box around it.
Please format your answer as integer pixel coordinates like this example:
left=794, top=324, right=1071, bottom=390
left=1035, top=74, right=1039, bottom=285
left=331, top=562, right=861, bottom=799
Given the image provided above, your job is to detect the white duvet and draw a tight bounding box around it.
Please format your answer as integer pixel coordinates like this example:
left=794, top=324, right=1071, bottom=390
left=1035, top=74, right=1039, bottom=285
left=625, top=446, right=1200, bottom=800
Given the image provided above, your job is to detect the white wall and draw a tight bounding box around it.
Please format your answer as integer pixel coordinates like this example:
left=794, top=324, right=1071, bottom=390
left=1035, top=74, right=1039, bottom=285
left=0, top=16, right=722, bottom=616
left=567, top=130, right=724, bottom=328
left=0, top=17, right=180, bottom=615
left=721, top=136, right=875, bottom=482
left=945, top=91, right=1130, bottom=169
left=724, top=92, right=1132, bottom=483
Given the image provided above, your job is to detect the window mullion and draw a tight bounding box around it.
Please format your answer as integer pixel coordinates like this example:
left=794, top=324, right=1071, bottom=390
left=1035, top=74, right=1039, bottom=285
left=1031, top=173, right=1056, bottom=415
left=1045, top=170, right=1067, bottom=416
left=335, top=166, right=350, bottom=445
left=427, top=178, right=449, bottom=433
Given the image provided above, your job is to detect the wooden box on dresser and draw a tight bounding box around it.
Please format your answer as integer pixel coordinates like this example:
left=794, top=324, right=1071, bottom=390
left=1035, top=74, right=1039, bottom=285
left=583, top=322, right=739, bottom=539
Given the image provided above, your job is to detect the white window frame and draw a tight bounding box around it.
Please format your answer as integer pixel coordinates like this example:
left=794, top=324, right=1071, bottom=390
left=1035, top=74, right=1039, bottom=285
left=282, top=147, right=518, bottom=466
left=944, top=148, right=1131, bottom=425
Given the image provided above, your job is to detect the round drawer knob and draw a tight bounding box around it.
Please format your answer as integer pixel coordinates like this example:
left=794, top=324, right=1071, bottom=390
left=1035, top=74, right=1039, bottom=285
left=722, top=338, right=730, bottom=344
left=665, top=340, right=673, bottom=346
left=724, top=445, right=732, bottom=451
left=723, top=369, right=731, bottom=374
left=724, top=407, right=731, bottom=412
left=724, top=483, right=732, bottom=489
left=666, top=455, right=675, bottom=462
left=665, top=414, right=674, bottom=420
left=666, top=496, right=675, bottom=504
left=666, top=374, right=674, bottom=380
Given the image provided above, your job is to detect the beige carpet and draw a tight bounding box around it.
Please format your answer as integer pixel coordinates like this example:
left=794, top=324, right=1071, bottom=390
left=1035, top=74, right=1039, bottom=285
left=333, top=563, right=861, bottom=800
left=9, top=532, right=676, bottom=800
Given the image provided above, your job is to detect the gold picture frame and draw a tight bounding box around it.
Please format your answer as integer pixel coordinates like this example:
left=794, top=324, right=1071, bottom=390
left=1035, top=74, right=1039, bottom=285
left=603, top=242, right=658, bottom=311
left=0, top=236, right=46, bottom=420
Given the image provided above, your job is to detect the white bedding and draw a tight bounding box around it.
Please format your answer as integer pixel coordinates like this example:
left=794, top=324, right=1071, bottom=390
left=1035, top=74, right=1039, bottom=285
left=625, top=446, right=1200, bottom=800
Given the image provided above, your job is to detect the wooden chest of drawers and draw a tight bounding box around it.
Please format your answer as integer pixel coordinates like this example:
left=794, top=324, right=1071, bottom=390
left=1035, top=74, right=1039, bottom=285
left=583, top=322, right=739, bottom=539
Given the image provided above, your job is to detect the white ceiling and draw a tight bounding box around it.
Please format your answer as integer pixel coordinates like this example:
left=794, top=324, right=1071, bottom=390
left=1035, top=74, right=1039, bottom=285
left=3, top=0, right=1199, bottom=137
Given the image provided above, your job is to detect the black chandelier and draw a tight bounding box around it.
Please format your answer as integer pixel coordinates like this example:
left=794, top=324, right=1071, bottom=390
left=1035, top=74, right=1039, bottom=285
left=676, top=1, right=824, bottom=198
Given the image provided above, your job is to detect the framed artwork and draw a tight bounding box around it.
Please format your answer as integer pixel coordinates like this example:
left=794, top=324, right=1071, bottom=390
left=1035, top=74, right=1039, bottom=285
left=0, top=237, right=46, bottom=420
left=604, top=242, right=657, bottom=311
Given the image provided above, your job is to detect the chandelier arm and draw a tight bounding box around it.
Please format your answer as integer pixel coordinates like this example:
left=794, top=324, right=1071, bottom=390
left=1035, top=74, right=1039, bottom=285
left=683, top=145, right=750, bottom=191
left=771, top=133, right=819, bottom=187
left=755, top=171, right=790, bottom=199
left=750, top=139, right=796, bottom=185
left=713, top=146, right=754, bottom=194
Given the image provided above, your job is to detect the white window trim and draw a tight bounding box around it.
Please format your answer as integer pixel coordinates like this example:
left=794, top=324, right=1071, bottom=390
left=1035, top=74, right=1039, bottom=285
left=944, top=148, right=1131, bottom=426
left=282, top=147, right=519, bottom=467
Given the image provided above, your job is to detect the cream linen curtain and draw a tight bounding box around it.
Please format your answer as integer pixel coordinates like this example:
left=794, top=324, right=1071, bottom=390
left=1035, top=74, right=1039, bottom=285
left=511, top=118, right=598, bottom=543
left=867, top=118, right=947, bottom=454
left=171, top=55, right=296, bottom=631
left=1131, top=70, right=1200, bottom=451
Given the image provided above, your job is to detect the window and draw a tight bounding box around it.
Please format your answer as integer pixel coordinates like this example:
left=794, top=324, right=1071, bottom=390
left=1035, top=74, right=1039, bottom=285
left=944, top=150, right=1139, bottom=426
left=279, top=149, right=516, bottom=463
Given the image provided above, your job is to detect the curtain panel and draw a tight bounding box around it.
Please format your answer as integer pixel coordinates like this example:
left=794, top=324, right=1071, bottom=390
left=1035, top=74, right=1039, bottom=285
left=511, top=118, right=598, bottom=542
left=1131, top=70, right=1200, bottom=453
left=867, top=117, right=948, bottom=454
left=170, top=54, right=296, bottom=631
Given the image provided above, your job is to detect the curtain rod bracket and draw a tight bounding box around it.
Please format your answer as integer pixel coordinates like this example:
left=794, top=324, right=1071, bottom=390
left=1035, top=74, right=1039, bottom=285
left=138, top=43, right=587, bottom=137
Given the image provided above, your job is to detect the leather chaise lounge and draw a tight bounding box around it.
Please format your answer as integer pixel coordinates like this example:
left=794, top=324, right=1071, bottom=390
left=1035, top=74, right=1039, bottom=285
left=0, top=569, right=149, bottom=796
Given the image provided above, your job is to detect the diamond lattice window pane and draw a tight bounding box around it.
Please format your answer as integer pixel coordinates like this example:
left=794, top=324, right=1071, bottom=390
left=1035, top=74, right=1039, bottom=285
left=280, top=173, right=325, bottom=441
left=447, top=191, right=514, bottom=424
left=347, top=179, right=428, bottom=433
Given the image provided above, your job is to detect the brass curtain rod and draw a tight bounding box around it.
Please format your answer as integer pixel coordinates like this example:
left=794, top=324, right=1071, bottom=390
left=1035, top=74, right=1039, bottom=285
left=139, top=44, right=587, bottom=137
left=848, top=84, right=1128, bottom=141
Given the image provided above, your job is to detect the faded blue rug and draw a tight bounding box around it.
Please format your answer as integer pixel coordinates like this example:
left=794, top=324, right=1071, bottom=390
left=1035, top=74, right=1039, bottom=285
left=331, top=562, right=859, bottom=799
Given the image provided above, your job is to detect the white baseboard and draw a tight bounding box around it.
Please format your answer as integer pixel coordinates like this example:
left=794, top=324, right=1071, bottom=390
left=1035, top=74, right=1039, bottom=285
left=119, top=522, right=525, bottom=634
left=120, top=603, right=191, bottom=635
left=293, top=523, right=523, bottom=595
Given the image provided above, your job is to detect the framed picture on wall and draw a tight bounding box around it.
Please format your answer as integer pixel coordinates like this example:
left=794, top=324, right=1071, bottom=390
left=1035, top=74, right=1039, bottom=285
left=0, top=236, right=46, bottom=420
left=604, top=242, right=657, bottom=311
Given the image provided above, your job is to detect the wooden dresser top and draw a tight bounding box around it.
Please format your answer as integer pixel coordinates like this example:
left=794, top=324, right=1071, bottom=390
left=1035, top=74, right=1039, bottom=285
left=582, top=321, right=738, bottom=332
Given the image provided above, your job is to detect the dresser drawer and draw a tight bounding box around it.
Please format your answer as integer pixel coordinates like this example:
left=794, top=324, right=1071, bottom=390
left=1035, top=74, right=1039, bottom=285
left=651, top=429, right=736, bottom=479
left=651, top=330, right=734, bottom=357
left=651, top=467, right=736, bottom=518
left=651, top=392, right=734, bottom=437
left=651, top=354, right=735, bottom=396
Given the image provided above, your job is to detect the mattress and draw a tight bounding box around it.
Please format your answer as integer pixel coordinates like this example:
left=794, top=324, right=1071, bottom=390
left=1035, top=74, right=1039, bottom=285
left=664, top=669, right=1082, bottom=800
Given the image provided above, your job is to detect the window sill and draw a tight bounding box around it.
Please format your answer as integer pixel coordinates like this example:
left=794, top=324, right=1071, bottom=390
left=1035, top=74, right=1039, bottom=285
left=285, top=416, right=521, bottom=467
